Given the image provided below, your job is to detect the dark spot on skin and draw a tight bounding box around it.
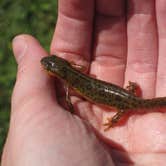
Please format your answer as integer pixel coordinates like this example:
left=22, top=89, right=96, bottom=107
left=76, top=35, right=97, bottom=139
left=86, top=84, right=92, bottom=91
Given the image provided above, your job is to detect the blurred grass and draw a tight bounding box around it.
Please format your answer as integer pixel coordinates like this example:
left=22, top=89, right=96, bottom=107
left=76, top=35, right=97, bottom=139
left=0, top=0, right=58, bottom=157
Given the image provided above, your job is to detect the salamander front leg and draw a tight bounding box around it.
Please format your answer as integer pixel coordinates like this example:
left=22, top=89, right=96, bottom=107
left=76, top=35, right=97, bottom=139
left=65, top=85, right=75, bottom=113
left=103, top=109, right=126, bottom=131
left=71, top=63, right=87, bottom=72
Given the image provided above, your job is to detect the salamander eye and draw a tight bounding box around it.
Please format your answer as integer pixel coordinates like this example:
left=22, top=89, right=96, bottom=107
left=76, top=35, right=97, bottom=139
left=48, top=61, right=55, bottom=67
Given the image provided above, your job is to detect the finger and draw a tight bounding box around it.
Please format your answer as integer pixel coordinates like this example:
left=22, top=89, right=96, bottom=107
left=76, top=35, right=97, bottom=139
left=125, top=0, right=158, bottom=98
left=91, top=0, right=127, bottom=86
left=12, top=34, right=57, bottom=112
left=51, top=0, right=94, bottom=64
left=156, top=0, right=166, bottom=97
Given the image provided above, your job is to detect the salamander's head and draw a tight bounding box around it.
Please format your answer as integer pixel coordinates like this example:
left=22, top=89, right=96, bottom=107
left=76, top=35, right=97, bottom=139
left=41, top=55, right=70, bottom=78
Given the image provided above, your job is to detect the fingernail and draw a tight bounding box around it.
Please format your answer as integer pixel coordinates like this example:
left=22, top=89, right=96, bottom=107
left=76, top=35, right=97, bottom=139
left=12, top=35, right=28, bottom=63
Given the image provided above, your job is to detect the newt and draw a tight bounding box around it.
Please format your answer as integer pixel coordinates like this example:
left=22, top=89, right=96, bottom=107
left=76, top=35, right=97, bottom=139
left=41, top=55, right=166, bottom=131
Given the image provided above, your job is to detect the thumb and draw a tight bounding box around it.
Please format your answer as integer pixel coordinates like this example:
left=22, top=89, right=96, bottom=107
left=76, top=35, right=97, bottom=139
left=12, top=34, right=57, bottom=112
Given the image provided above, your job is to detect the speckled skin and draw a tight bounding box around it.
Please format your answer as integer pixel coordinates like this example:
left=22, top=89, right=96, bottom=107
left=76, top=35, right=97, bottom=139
left=41, top=55, right=166, bottom=129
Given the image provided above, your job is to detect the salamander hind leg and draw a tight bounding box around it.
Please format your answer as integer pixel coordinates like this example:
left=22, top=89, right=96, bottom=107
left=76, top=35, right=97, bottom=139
left=103, top=109, right=126, bottom=131
left=126, top=81, right=142, bottom=97
left=65, top=84, right=75, bottom=113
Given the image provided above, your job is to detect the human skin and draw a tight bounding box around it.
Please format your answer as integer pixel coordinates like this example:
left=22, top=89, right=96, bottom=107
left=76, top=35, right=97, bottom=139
left=1, top=0, right=166, bottom=165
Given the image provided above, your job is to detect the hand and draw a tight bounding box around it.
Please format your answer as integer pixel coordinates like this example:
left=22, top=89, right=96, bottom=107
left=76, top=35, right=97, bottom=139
left=2, top=0, right=166, bottom=165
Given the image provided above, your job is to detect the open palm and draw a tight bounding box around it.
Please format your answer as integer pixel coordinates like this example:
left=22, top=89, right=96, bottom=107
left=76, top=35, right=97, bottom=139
left=2, top=0, right=166, bottom=166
